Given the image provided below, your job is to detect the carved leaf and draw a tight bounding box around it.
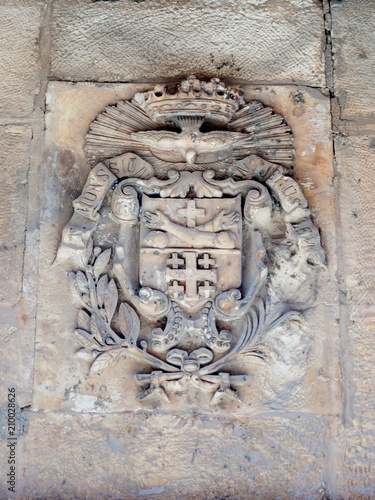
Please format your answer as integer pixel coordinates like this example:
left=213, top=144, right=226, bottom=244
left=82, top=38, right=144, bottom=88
left=238, top=349, right=265, bottom=361
left=90, top=315, right=103, bottom=343
left=248, top=298, right=266, bottom=341
left=93, top=249, right=111, bottom=280
left=90, top=349, right=122, bottom=372
left=68, top=272, right=85, bottom=307
left=104, top=279, right=118, bottom=323
left=118, top=302, right=140, bottom=344
left=84, top=237, right=94, bottom=266
left=87, top=273, right=97, bottom=309
left=76, top=348, right=95, bottom=361
left=77, top=310, right=91, bottom=331
left=96, top=274, right=109, bottom=308
left=76, top=271, right=89, bottom=294
left=74, top=329, right=97, bottom=349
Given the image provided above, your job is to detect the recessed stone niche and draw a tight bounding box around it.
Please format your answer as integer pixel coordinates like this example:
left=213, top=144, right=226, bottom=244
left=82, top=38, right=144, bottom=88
left=33, top=80, right=340, bottom=416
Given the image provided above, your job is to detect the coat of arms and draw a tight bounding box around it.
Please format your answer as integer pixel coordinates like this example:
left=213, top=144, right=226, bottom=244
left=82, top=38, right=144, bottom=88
left=55, top=76, right=325, bottom=404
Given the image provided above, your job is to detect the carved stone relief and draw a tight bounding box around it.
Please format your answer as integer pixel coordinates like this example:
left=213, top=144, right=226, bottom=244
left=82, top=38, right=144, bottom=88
left=55, top=76, right=326, bottom=405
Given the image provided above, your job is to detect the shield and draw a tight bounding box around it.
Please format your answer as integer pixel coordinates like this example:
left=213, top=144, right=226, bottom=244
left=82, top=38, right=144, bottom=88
left=139, top=195, right=242, bottom=313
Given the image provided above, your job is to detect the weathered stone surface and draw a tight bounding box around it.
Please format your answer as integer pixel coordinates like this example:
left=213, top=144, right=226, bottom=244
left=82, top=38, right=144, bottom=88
left=332, top=0, right=375, bottom=122
left=0, top=126, right=32, bottom=308
left=0, top=0, right=43, bottom=118
left=0, top=125, right=39, bottom=410
left=332, top=135, right=375, bottom=497
left=336, top=416, right=375, bottom=498
left=18, top=411, right=327, bottom=499
left=0, top=301, right=35, bottom=406
left=335, top=135, right=375, bottom=321
left=31, top=82, right=341, bottom=418
left=330, top=2, right=375, bottom=494
left=1, top=0, right=375, bottom=494
left=349, top=320, right=375, bottom=419
left=50, top=0, right=325, bottom=86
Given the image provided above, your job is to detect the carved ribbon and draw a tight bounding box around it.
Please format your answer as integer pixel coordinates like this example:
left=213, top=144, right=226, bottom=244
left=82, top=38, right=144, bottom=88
left=54, top=153, right=155, bottom=269
left=54, top=163, right=117, bottom=268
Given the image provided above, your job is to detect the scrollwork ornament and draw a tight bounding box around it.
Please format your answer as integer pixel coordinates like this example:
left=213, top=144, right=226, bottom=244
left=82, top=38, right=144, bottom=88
left=56, top=76, right=326, bottom=405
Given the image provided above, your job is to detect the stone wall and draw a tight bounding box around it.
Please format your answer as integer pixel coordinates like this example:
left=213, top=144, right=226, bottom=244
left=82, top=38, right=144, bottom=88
left=0, top=0, right=374, bottom=498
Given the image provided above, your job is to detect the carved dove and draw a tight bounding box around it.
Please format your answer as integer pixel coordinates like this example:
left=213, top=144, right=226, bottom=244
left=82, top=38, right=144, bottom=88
left=131, top=130, right=256, bottom=165
left=85, top=95, right=294, bottom=170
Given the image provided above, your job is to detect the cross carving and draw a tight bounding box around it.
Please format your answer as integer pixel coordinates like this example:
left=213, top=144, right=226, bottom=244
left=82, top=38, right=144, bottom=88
left=166, top=251, right=217, bottom=300
left=198, top=253, right=216, bottom=269
left=167, top=252, right=184, bottom=269
left=168, top=280, right=185, bottom=298
left=198, top=281, right=217, bottom=298
left=177, top=200, right=206, bottom=228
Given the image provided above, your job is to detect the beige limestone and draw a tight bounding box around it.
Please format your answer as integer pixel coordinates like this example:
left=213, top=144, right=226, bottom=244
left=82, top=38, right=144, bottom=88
left=31, top=82, right=340, bottom=419
left=0, top=0, right=374, bottom=497
left=332, top=0, right=375, bottom=123
left=0, top=125, right=32, bottom=307
left=18, top=411, right=327, bottom=499
left=50, top=0, right=326, bottom=87
left=329, top=5, right=375, bottom=495
left=332, top=135, right=375, bottom=496
left=0, top=0, right=45, bottom=412
left=0, top=0, right=43, bottom=118
left=335, top=135, right=375, bottom=321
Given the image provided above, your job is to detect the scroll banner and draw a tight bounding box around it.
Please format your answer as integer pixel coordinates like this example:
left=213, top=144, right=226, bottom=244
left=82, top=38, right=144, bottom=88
left=266, top=167, right=324, bottom=262
left=54, top=163, right=116, bottom=268
left=54, top=153, right=155, bottom=268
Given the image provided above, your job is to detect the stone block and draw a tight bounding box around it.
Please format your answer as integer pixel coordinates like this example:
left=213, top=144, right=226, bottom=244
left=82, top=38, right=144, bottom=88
left=0, top=125, right=32, bottom=308
left=19, top=411, right=326, bottom=499
left=332, top=0, right=375, bottom=122
left=334, top=135, right=375, bottom=321
left=32, top=82, right=341, bottom=417
left=349, top=321, right=375, bottom=418
left=334, top=416, right=375, bottom=498
left=0, top=0, right=43, bottom=118
left=0, top=124, right=37, bottom=408
left=0, top=302, right=36, bottom=409
left=331, top=134, right=375, bottom=497
left=50, top=0, right=326, bottom=86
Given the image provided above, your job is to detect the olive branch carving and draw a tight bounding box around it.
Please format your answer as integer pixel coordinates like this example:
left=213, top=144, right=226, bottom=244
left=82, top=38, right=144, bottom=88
left=68, top=247, right=130, bottom=371
left=68, top=246, right=301, bottom=402
left=68, top=247, right=180, bottom=374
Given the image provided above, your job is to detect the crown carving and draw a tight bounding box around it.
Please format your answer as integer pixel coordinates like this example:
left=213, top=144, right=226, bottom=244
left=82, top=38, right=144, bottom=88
left=134, top=75, right=244, bottom=126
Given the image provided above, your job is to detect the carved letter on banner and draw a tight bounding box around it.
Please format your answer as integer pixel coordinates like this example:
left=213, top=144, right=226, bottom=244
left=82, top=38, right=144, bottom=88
left=56, top=76, right=326, bottom=405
